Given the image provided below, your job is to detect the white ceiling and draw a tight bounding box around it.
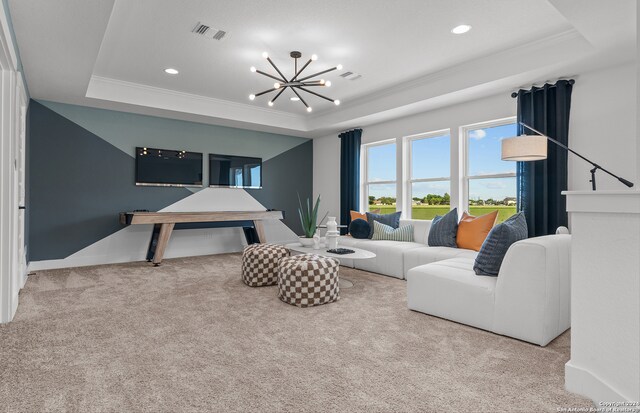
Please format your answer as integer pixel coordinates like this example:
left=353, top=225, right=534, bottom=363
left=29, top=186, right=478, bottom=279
left=8, top=0, right=636, bottom=137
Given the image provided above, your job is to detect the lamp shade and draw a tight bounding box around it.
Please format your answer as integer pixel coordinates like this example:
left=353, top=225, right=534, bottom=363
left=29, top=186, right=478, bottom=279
left=501, top=135, right=548, bottom=161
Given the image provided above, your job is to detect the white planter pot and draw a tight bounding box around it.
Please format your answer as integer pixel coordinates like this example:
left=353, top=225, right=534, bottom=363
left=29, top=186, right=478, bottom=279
left=298, top=236, right=315, bottom=247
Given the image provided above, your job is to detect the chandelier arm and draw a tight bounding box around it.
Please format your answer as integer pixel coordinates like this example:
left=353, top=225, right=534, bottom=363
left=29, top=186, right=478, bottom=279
left=255, top=69, right=286, bottom=83
left=297, top=67, right=338, bottom=82
left=290, top=87, right=310, bottom=109
left=266, top=57, right=288, bottom=82
left=291, top=59, right=313, bottom=82
left=300, top=82, right=327, bottom=87
left=254, top=87, right=278, bottom=97
left=298, top=87, right=335, bottom=103
left=270, top=86, right=287, bottom=103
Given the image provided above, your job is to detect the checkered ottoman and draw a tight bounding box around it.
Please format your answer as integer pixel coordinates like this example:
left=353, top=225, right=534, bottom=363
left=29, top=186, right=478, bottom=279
left=277, top=254, right=340, bottom=307
left=242, top=243, right=290, bottom=287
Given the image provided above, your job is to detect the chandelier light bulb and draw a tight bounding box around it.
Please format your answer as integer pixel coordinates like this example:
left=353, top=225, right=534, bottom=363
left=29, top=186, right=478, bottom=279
left=262, top=52, right=269, bottom=58
left=311, top=54, right=318, bottom=61
left=249, top=94, right=256, bottom=100
left=306, top=107, right=313, bottom=113
left=268, top=101, right=274, bottom=107
left=336, top=64, right=343, bottom=70
left=334, top=100, right=340, bottom=106
left=325, top=81, right=332, bottom=87
left=274, top=82, right=281, bottom=89
left=250, top=66, right=256, bottom=72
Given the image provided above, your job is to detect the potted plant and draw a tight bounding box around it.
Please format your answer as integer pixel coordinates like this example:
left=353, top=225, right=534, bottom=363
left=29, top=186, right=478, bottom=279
left=297, top=193, right=328, bottom=247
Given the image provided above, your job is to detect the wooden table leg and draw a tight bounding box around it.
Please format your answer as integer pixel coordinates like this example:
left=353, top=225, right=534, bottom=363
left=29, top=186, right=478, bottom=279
left=253, top=220, right=266, bottom=243
left=152, top=223, right=175, bottom=266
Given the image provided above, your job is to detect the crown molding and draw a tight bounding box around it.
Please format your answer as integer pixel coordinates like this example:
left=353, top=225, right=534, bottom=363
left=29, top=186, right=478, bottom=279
left=86, top=75, right=310, bottom=131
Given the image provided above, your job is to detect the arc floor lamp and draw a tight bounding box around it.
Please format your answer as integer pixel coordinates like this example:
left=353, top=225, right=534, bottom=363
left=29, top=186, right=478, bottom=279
left=501, top=122, right=634, bottom=190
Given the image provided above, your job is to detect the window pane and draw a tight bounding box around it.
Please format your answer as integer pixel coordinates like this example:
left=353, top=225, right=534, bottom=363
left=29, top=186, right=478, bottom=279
left=468, top=177, right=517, bottom=223
left=367, top=143, right=396, bottom=182
left=367, top=183, right=396, bottom=213
left=410, top=181, right=450, bottom=220
left=411, top=135, right=450, bottom=179
left=468, top=123, right=517, bottom=176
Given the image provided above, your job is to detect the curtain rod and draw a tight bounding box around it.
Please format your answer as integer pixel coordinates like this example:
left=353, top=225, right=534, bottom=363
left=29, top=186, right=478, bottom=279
left=510, top=79, right=575, bottom=98
left=338, top=127, right=362, bottom=134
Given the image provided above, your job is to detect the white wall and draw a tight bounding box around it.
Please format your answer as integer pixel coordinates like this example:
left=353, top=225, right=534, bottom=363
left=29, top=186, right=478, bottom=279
left=314, top=93, right=515, bottom=223
left=569, top=62, right=637, bottom=191
left=315, top=62, right=639, bottom=225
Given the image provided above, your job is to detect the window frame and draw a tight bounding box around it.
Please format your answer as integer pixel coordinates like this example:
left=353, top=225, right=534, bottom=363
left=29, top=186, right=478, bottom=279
left=361, top=138, right=397, bottom=212
left=460, top=116, right=517, bottom=211
left=403, top=129, right=452, bottom=219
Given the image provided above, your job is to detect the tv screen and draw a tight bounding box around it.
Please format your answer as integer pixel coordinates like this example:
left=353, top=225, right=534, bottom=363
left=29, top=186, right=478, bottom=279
left=136, top=147, right=203, bottom=187
left=209, top=154, right=262, bottom=189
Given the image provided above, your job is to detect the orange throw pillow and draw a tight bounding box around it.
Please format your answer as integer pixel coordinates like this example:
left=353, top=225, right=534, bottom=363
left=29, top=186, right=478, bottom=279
left=350, top=210, right=367, bottom=222
left=349, top=209, right=381, bottom=222
left=456, top=210, right=499, bottom=251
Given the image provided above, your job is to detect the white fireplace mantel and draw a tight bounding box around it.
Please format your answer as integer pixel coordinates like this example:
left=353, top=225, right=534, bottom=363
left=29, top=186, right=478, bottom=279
left=563, top=190, right=640, bottom=404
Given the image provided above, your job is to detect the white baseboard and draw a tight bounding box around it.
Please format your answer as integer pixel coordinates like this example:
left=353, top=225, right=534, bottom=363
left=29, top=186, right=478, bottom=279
left=10, top=291, right=19, bottom=320
left=565, top=360, right=635, bottom=404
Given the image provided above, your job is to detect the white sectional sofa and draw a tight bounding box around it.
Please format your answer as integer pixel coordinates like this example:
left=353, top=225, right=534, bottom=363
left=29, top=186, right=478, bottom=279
left=338, top=219, right=571, bottom=346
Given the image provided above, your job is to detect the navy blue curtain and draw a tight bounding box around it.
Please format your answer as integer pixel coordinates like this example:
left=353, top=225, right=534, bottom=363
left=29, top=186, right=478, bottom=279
left=339, top=129, right=362, bottom=235
left=516, top=80, right=573, bottom=237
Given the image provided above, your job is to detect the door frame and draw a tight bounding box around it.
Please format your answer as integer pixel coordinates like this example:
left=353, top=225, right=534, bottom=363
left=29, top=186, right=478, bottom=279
left=0, top=3, right=28, bottom=323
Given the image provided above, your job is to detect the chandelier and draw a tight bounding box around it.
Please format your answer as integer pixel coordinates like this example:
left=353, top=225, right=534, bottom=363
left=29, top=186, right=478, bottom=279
left=249, top=51, right=342, bottom=112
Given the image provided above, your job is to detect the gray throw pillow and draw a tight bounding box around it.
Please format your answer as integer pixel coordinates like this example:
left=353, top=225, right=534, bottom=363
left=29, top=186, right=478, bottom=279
left=427, top=208, right=458, bottom=248
left=474, top=212, right=528, bottom=276
left=366, top=211, right=401, bottom=239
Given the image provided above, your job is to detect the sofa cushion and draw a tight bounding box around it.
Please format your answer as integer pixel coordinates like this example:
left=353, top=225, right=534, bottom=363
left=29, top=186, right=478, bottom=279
left=337, top=235, right=365, bottom=248
left=474, top=212, right=528, bottom=276
left=366, top=211, right=402, bottom=239
left=427, top=208, right=458, bottom=247
left=402, top=246, right=478, bottom=278
left=349, top=218, right=370, bottom=239
left=372, top=221, right=414, bottom=242
left=456, top=210, right=498, bottom=251
left=407, top=258, right=496, bottom=331
left=354, top=240, right=425, bottom=279
left=400, top=219, right=431, bottom=244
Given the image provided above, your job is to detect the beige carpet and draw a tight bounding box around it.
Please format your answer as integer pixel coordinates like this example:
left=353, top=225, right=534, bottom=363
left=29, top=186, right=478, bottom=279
left=0, top=253, right=591, bottom=412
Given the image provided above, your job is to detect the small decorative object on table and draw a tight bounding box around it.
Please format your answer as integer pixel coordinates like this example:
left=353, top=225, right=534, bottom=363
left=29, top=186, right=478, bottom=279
left=325, top=216, right=340, bottom=249
left=312, top=232, right=321, bottom=250
left=326, top=248, right=355, bottom=255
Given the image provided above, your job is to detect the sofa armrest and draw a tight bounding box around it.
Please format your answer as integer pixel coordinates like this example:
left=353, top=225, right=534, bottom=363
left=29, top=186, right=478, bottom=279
left=493, top=234, right=571, bottom=346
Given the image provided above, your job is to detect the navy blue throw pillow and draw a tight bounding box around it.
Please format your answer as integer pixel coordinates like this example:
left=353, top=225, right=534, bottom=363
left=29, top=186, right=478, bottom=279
left=427, top=208, right=458, bottom=247
left=349, top=218, right=370, bottom=239
left=474, top=212, right=528, bottom=276
left=365, top=211, right=401, bottom=239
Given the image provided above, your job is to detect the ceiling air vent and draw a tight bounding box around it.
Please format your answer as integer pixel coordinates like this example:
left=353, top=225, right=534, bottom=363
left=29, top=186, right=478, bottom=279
left=191, top=22, right=227, bottom=41
left=340, top=71, right=361, bottom=81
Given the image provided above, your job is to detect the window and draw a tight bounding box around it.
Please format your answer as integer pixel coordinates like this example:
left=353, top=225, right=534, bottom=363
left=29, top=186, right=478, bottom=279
left=407, top=131, right=450, bottom=220
left=363, top=140, right=396, bottom=213
left=463, top=119, right=517, bottom=223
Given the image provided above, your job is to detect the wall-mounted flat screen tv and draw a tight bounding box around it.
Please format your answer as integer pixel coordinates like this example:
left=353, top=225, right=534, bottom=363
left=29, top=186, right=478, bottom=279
left=136, top=147, right=203, bottom=187
left=209, top=154, right=262, bottom=189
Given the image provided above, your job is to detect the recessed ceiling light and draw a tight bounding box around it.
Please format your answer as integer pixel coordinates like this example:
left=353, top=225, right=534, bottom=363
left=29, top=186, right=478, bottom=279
left=164, top=68, right=179, bottom=75
left=290, top=97, right=300, bottom=101
left=451, top=24, right=472, bottom=34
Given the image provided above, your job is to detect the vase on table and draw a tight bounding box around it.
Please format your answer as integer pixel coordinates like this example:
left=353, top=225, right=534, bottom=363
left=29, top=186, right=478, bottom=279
left=325, top=216, right=339, bottom=249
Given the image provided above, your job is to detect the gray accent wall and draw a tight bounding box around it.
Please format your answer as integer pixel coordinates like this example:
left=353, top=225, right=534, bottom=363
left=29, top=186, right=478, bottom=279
left=27, top=100, right=312, bottom=262
left=246, top=140, right=313, bottom=234
left=28, top=101, right=191, bottom=260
